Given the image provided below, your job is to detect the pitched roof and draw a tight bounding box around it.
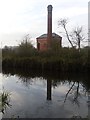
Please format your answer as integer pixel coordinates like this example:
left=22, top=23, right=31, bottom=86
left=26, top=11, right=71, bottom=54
left=37, top=33, right=62, bottom=39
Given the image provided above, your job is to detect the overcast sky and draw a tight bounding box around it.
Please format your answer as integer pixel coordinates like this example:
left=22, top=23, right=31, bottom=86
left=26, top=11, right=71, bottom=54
left=0, top=0, right=89, bottom=47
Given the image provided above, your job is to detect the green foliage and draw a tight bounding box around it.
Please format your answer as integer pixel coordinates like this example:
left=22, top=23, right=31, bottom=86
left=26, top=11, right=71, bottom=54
left=2, top=40, right=37, bottom=58
left=2, top=39, right=90, bottom=73
left=0, top=91, right=11, bottom=114
left=17, top=40, right=37, bottom=57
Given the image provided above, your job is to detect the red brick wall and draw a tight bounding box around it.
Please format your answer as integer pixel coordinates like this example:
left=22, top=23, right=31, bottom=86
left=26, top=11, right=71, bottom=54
left=37, top=36, right=62, bottom=51
left=37, top=38, right=48, bottom=51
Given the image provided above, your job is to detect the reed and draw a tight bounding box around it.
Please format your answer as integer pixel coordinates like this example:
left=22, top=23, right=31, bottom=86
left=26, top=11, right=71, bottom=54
left=2, top=42, right=89, bottom=73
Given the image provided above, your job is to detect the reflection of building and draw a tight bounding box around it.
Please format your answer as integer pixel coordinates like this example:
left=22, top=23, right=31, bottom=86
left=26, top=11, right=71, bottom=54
left=37, top=33, right=62, bottom=51
left=47, top=79, right=52, bottom=100
left=88, top=1, right=90, bottom=45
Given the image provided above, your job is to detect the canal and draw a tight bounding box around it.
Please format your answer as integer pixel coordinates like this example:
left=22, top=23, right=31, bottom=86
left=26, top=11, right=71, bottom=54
left=0, top=70, right=89, bottom=118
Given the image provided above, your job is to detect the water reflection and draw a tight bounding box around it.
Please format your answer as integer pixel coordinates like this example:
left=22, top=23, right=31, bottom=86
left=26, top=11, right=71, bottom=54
left=46, top=77, right=89, bottom=108
left=47, top=79, right=52, bottom=100
left=1, top=68, right=90, bottom=118
left=64, top=81, right=86, bottom=107
left=2, top=68, right=89, bottom=88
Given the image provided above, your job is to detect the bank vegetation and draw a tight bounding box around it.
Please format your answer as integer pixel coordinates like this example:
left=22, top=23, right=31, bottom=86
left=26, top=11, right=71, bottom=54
left=2, top=39, right=89, bottom=73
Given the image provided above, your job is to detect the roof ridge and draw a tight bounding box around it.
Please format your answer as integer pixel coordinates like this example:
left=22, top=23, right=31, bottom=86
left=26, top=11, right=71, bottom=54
left=37, top=33, right=61, bottom=39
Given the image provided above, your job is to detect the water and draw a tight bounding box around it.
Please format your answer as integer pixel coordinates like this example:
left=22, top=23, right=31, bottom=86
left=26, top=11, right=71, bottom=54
left=0, top=70, right=89, bottom=118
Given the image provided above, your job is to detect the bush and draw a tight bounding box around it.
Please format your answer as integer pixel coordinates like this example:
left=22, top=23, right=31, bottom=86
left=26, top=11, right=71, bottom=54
left=2, top=44, right=89, bottom=73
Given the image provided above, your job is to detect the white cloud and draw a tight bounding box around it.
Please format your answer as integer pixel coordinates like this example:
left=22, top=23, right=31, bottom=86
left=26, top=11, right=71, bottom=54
left=0, top=0, right=88, bottom=47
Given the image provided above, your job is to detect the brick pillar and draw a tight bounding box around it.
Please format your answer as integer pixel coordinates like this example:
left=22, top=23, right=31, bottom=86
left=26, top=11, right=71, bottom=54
left=47, top=5, right=53, bottom=49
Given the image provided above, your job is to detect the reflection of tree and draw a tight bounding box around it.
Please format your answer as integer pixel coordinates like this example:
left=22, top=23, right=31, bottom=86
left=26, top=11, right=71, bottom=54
left=64, top=82, right=75, bottom=103
left=2, top=68, right=89, bottom=106
left=63, top=81, right=87, bottom=107
left=18, top=76, right=33, bottom=88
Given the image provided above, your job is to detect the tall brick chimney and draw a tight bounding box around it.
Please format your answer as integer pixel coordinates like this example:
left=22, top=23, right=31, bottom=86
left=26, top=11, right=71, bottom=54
left=47, top=5, right=53, bottom=49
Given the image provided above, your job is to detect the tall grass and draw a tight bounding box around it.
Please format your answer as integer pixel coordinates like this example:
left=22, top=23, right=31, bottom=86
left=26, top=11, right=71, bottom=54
left=0, top=91, right=11, bottom=114
left=2, top=41, right=89, bottom=73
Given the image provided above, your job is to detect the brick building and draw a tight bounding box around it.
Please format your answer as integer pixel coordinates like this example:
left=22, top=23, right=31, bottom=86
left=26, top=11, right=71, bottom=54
left=36, top=5, right=62, bottom=51
left=37, top=33, right=62, bottom=51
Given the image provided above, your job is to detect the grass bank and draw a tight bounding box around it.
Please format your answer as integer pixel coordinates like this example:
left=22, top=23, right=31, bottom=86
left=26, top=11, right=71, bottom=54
left=2, top=46, right=89, bottom=73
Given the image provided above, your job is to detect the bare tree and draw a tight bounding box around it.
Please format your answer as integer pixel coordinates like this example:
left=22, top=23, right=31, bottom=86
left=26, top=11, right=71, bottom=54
left=58, top=18, right=74, bottom=48
left=58, top=19, right=86, bottom=50
left=70, top=26, right=85, bottom=51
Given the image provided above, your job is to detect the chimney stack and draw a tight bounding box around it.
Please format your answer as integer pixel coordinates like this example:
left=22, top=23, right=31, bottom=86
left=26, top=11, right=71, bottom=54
left=47, top=5, right=53, bottom=49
